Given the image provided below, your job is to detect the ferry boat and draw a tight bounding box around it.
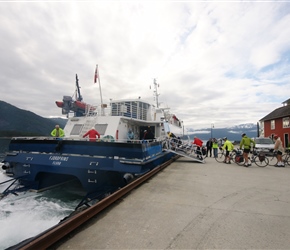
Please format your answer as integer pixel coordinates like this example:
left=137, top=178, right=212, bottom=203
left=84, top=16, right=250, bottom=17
left=1, top=74, right=185, bottom=202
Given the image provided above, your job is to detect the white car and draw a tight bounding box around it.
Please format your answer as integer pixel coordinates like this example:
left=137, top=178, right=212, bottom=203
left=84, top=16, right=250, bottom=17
left=253, top=137, right=275, bottom=152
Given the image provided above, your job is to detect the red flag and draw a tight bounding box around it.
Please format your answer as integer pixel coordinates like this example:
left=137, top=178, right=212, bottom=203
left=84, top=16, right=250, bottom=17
left=94, top=65, right=98, bottom=83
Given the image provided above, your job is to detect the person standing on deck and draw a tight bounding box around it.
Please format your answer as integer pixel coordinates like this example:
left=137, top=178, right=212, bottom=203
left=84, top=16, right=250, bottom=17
left=83, top=127, right=101, bottom=142
left=127, top=129, right=134, bottom=142
left=144, top=128, right=155, bottom=141
left=51, top=125, right=65, bottom=138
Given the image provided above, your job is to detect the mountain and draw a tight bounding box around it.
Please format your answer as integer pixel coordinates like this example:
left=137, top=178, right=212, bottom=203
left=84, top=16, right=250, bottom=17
left=0, top=100, right=67, bottom=136
left=0, top=100, right=258, bottom=140
left=187, top=123, right=259, bottom=142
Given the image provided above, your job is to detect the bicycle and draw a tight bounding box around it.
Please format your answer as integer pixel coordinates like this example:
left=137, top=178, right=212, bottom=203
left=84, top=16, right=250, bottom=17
left=267, top=151, right=279, bottom=166
left=267, top=149, right=290, bottom=167
left=237, top=149, right=269, bottom=167
left=215, top=149, right=241, bottom=164
left=282, top=149, right=290, bottom=166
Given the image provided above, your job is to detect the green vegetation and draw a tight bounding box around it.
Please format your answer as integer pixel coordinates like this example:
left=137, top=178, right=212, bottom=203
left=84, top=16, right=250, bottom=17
left=0, top=100, right=67, bottom=137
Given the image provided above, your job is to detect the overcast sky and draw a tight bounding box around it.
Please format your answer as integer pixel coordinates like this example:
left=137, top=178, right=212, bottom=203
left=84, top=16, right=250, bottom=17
left=1, top=1, right=290, bottom=130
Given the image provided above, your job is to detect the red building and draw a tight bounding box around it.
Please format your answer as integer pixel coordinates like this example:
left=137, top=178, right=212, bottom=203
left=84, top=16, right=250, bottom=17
left=259, top=98, right=290, bottom=148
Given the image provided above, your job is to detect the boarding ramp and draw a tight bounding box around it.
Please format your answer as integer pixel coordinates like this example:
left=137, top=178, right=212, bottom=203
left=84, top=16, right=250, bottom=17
left=163, top=138, right=205, bottom=163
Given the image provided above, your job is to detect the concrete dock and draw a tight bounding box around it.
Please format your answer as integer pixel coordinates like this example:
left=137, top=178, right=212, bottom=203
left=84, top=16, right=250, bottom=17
left=56, top=156, right=290, bottom=249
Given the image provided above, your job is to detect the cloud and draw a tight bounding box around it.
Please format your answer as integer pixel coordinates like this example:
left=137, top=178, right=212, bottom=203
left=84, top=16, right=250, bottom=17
left=0, top=2, right=290, bottom=130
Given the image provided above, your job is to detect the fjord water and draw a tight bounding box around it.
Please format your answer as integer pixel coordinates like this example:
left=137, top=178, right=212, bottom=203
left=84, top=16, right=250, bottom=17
left=0, top=138, right=84, bottom=249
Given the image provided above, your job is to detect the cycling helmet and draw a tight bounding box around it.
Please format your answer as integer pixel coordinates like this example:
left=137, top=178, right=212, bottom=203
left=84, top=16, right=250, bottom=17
left=223, top=137, right=227, bottom=140
left=241, top=133, right=246, bottom=137
left=273, top=134, right=278, bottom=139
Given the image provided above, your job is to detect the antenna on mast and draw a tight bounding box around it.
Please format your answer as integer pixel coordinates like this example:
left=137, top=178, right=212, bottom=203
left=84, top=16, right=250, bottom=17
left=94, top=64, right=105, bottom=116
left=153, top=78, right=160, bottom=108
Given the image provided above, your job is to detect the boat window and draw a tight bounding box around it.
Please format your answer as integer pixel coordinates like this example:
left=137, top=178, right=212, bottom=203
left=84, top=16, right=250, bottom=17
left=95, top=124, right=108, bottom=135
left=111, top=101, right=149, bottom=121
left=70, top=124, right=83, bottom=135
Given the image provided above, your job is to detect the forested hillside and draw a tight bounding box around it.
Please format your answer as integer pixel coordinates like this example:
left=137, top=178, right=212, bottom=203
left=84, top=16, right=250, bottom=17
left=0, top=100, right=67, bottom=136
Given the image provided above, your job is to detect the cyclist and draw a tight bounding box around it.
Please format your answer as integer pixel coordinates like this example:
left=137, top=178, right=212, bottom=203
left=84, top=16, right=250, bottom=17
left=240, top=133, right=255, bottom=167
left=273, top=134, right=285, bottom=167
left=220, top=137, right=234, bottom=164
left=192, top=136, right=203, bottom=159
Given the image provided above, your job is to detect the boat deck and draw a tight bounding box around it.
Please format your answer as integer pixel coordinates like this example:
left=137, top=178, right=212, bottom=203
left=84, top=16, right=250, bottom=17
left=56, top=156, right=290, bottom=249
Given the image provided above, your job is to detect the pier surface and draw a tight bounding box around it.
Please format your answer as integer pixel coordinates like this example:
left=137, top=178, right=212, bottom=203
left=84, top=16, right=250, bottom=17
left=56, top=156, right=290, bottom=249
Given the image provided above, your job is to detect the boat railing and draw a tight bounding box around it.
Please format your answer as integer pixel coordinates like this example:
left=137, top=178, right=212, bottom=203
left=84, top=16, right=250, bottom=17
left=84, top=104, right=99, bottom=117
left=84, top=103, right=114, bottom=117
left=10, top=136, right=53, bottom=140
left=9, top=136, right=86, bottom=142
left=8, top=136, right=164, bottom=145
left=108, top=138, right=160, bottom=144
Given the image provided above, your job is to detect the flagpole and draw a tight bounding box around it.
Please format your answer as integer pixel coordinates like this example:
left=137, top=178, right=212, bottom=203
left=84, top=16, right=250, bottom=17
left=95, top=64, right=104, bottom=116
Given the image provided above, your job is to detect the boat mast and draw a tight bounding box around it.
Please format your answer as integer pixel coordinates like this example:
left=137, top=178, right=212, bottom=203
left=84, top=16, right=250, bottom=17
left=95, top=64, right=105, bottom=116
left=75, top=74, right=83, bottom=101
left=153, top=78, right=160, bottom=108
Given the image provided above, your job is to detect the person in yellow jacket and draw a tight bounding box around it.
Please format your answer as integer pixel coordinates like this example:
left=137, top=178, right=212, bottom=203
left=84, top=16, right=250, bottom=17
left=51, top=125, right=65, bottom=138
left=240, top=133, right=255, bottom=167
left=212, top=138, right=219, bottom=158
left=220, top=137, right=234, bottom=164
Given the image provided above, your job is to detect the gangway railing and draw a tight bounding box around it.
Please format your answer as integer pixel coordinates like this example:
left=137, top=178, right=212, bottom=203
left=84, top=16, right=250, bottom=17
left=163, top=138, right=205, bottom=163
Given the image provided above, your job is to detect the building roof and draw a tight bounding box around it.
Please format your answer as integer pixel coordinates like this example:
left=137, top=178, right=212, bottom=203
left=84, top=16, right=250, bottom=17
left=282, top=98, right=290, bottom=105
left=260, top=104, right=290, bottom=121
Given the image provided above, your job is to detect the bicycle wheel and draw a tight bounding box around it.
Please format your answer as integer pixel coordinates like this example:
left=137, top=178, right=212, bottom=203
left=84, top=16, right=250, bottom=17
left=235, top=155, right=245, bottom=166
left=282, top=154, right=290, bottom=166
left=267, top=155, right=278, bottom=166
left=215, top=152, right=226, bottom=163
left=229, top=151, right=236, bottom=162
left=253, top=155, right=269, bottom=167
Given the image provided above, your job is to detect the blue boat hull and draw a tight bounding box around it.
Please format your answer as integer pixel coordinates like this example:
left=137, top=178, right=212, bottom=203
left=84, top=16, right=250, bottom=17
left=3, top=139, right=174, bottom=195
